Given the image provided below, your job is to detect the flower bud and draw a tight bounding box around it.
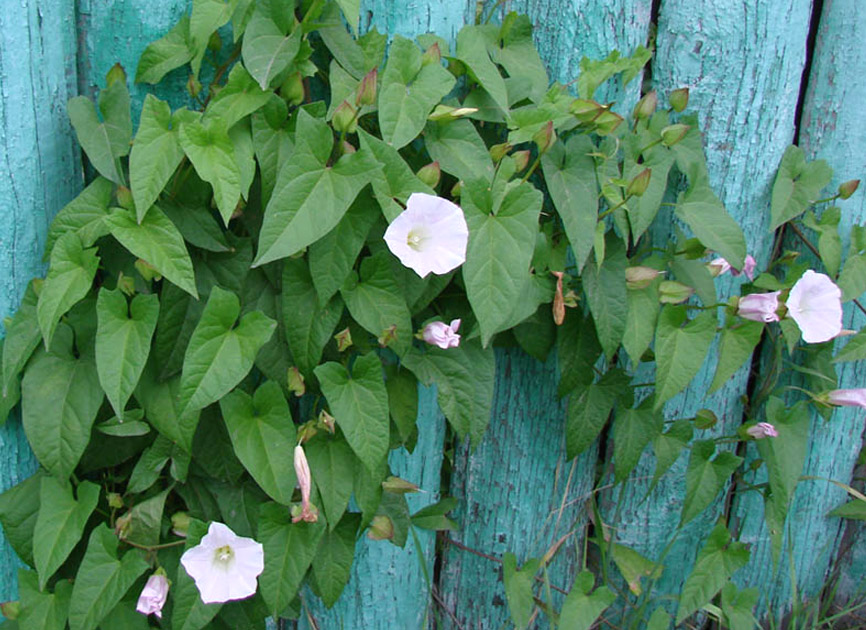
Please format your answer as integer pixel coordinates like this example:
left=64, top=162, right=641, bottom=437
left=318, top=409, right=335, bottom=433
left=512, top=150, right=531, bottom=172
left=334, top=327, right=353, bottom=352
left=669, top=87, right=690, bottom=113
left=658, top=280, right=695, bottom=304
left=0, top=602, right=20, bottom=621
left=382, top=476, right=420, bottom=494
left=416, top=161, right=441, bottom=188
left=552, top=271, right=565, bottom=325
left=450, top=180, right=463, bottom=199
left=280, top=71, right=305, bottom=106
left=626, top=168, right=652, bottom=197
left=105, top=63, right=127, bottom=88
left=287, top=366, right=305, bottom=397
left=633, top=91, right=658, bottom=120
left=745, top=422, right=778, bottom=439
left=838, top=179, right=860, bottom=200
left=332, top=100, right=358, bottom=134
left=570, top=99, right=605, bottom=122
left=297, top=421, right=318, bottom=444
left=625, top=266, right=663, bottom=290
left=187, top=74, right=203, bottom=99
left=117, top=272, right=136, bottom=297
left=171, top=511, right=191, bottom=537
left=116, top=186, right=134, bottom=211
left=292, top=444, right=319, bottom=523
left=421, top=42, right=442, bottom=66
left=428, top=105, right=478, bottom=121
left=694, top=409, right=717, bottom=430
left=107, top=492, right=124, bottom=509
left=356, top=67, right=378, bottom=106
left=660, top=124, right=690, bottom=147
left=341, top=140, right=356, bottom=154
left=489, top=142, right=512, bottom=163
left=136, top=573, right=169, bottom=619
left=135, top=259, right=162, bottom=283
left=532, top=120, right=556, bottom=154
left=115, top=511, right=133, bottom=539
left=367, top=515, right=394, bottom=541
left=736, top=292, right=781, bottom=323
left=378, top=324, right=398, bottom=348
left=594, top=110, right=624, bottom=135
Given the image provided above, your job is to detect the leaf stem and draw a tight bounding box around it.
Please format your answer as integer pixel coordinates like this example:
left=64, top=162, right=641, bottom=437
left=123, top=538, right=187, bottom=552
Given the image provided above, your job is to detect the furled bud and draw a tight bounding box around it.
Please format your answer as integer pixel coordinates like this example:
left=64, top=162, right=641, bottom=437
left=416, top=161, right=441, bottom=188
left=489, top=142, right=512, bottom=163
left=292, top=444, right=319, bottom=523
left=115, top=511, right=133, bottom=539
left=626, top=168, right=652, bottom=197
left=421, top=42, right=442, bottom=66
left=318, top=409, right=335, bottom=433
left=105, top=63, right=127, bottom=88
left=116, top=186, right=134, bottom=211
left=367, top=515, right=395, bottom=540
left=660, top=123, right=690, bottom=147
left=532, top=120, right=556, bottom=154
left=332, top=100, right=358, bottom=134
left=625, top=266, right=663, bottom=290
left=551, top=271, right=565, bottom=325
left=171, top=511, right=190, bottom=537
left=633, top=91, right=658, bottom=120
left=658, top=280, right=695, bottom=304
left=570, top=99, right=605, bottom=122
left=356, top=67, right=378, bottom=106
left=280, top=71, right=305, bottom=106
left=382, top=476, right=420, bottom=494
left=594, top=110, right=624, bottom=135
left=187, top=74, right=203, bottom=99
left=287, top=366, right=305, bottom=397
left=669, top=87, right=690, bottom=113
left=334, top=327, right=353, bottom=352
left=378, top=324, right=398, bottom=348
left=135, top=259, right=162, bottom=283
left=428, top=105, right=478, bottom=121
left=512, top=150, right=531, bottom=172
left=838, top=179, right=860, bottom=200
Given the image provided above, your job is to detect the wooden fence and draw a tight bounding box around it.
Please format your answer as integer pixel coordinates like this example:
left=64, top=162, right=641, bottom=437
left=0, top=0, right=864, bottom=627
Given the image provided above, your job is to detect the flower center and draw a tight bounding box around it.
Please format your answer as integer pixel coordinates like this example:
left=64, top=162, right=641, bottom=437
left=213, top=544, right=234, bottom=567
left=406, top=226, right=429, bottom=251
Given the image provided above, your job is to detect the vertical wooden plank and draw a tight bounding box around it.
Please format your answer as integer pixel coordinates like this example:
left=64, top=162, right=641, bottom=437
left=605, top=0, right=813, bottom=607
left=300, top=387, right=445, bottom=628
left=736, top=0, right=866, bottom=612
left=0, top=0, right=80, bottom=601
left=360, top=0, right=473, bottom=43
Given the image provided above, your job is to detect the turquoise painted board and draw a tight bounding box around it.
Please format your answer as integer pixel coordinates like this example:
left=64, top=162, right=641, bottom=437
left=300, top=387, right=445, bottom=628
left=604, top=0, right=813, bottom=610
left=0, top=0, right=81, bottom=602
left=730, top=0, right=866, bottom=614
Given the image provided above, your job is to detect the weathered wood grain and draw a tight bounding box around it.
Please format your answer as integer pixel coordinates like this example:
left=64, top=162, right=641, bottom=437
left=605, top=0, right=813, bottom=611
left=0, top=0, right=81, bottom=603
left=731, top=0, right=866, bottom=614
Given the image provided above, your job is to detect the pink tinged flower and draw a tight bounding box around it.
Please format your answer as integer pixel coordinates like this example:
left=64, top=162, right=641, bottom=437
left=708, top=257, right=732, bottom=277
left=746, top=422, right=778, bottom=439
left=136, top=573, right=169, bottom=619
left=383, top=193, right=469, bottom=278
left=709, top=254, right=757, bottom=280
left=737, top=292, right=780, bottom=323
left=785, top=269, right=843, bottom=343
left=180, top=522, right=264, bottom=604
left=826, top=389, right=866, bottom=409
left=292, top=445, right=318, bottom=523
left=422, top=319, right=461, bottom=349
left=731, top=255, right=757, bottom=281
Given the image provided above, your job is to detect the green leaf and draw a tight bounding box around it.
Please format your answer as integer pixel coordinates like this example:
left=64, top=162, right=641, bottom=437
left=341, top=252, right=413, bottom=357
left=566, top=369, right=629, bottom=460
left=353, top=458, right=386, bottom=529
left=378, top=36, right=456, bottom=149
left=358, top=129, right=433, bottom=221
left=463, top=182, right=542, bottom=345
left=2, top=283, right=42, bottom=397
left=33, top=478, right=100, bottom=589
left=130, top=95, right=185, bottom=221
left=649, top=419, right=693, bottom=494
left=577, top=47, right=651, bottom=100
left=676, top=521, right=750, bottom=624
left=611, top=544, right=662, bottom=596
left=770, top=145, right=833, bottom=230
left=0, top=471, right=44, bottom=567
left=179, top=118, right=241, bottom=225
left=709, top=320, right=763, bottom=394
left=179, top=286, right=276, bottom=414
left=309, top=193, right=380, bottom=304
left=189, top=0, right=238, bottom=75
left=312, top=513, right=359, bottom=608
left=424, top=118, right=494, bottom=184
left=68, top=526, right=149, bottom=630
left=654, top=307, right=717, bottom=410
left=221, top=381, right=297, bottom=505
left=681, top=441, right=742, bottom=526
left=305, top=435, right=355, bottom=529
left=834, top=327, right=866, bottom=362
left=829, top=499, right=866, bottom=521
left=803, top=207, right=842, bottom=277
left=105, top=205, right=198, bottom=298
left=494, top=14, right=549, bottom=102
left=542, top=135, right=598, bottom=269
left=583, top=234, right=628, bottom=359
left=623, top=278, right=660, bottom=365
left=128, top=434, right=185, bottom=493
left=385, top=365, right=419, bottom=445
left=135, top=361, right=200, bottom=452
left=559, top=570, right=616, bottom=630
left=95, top=289, right=158, bottom=418
left=44, top=177, right=113, bottom=259
left=403, top=340, right=495, bottom=446
left=135, top=14, right=193, bottom=84
left=22, top=330, right=103, bottom=479
left=36, top=232, right=99, bottom=349
left=456, top=25, right=509, bottom=116
left=837, top=252, right=866, bottom=302
left=171, top=520, right=223, bottom=630
left=206, top=64, right=273, bottom=128
left=67, top=80, right=131, bottom=185
left=675, top=182, right=746, bottom=269
left=411, top=497, right=458, bottom=531
left=162, top=200, right=230, bottom=253
left=18, top=569, right=72, bottom=630
left=254, top=111, right=378, bottom=266
left=127, top=487, right=170, bottom=548
left=502, top=553, right=540, bottom=629
left=720, top=583, right=760, bottom=630
left=334, top=0, right=360, bottom=35
left=314, top=353, right=389, bottom=472
left=251, top=110, right=294, bottom=206
left=258, top=503, right=325, bottom=618
left=613, top=402, right=663, bottom=483
left=241, top=5, right=301, bottom=90
left=281, top=258, right=344, bottom=378
left=557, top=312, right=602, bottom=399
